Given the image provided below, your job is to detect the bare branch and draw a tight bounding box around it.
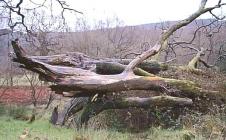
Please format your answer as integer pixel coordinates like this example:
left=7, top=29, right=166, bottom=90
left=0, top=0, right=82, bottom=31
left=170, top=20, right=219, bottom=46
left=199, top=58, right=215, bottom=68
left=55, top=0, right=83, bottom=23
left=123, top=0, right=225, bottom=74
left=209, top=10, right=225, bottom=20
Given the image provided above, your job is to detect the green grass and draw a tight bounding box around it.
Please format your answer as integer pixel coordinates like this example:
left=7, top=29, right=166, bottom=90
left=0, top=116, right=132, bottom=140
left=0, top=115, right=207, bottom=140
left=0, top=104, right=214, bottom=140
left=0, top=116, right=74, bottom=140
left=1, top=104, right=225, bottom=140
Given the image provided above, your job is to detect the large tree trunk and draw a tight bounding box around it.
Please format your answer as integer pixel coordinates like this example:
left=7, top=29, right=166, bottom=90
left=11, top=40, right=207, bottom=97
left=20, top=51, right=167, bottom=75
left=12, top=39, right=226, bottom=128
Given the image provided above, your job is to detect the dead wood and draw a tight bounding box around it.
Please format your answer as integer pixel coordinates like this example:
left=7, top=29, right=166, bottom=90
left=72, top=95, right=193, bottom=128
left=56, top=97, right=89, bottom=126
left=10, top=0, right=226, bottom=128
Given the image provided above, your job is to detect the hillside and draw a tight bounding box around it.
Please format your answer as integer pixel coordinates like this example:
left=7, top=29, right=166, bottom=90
left=0, top=19, right=226, bottom=72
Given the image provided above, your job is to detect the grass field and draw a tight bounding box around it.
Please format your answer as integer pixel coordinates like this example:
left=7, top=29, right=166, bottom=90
left=0, top=115, right=205, bottom=140
left=0, top=116, right=74, bottom=140
left=0, top=102, right=225, bottom=140
left=0, top=105, right=203, bottom=140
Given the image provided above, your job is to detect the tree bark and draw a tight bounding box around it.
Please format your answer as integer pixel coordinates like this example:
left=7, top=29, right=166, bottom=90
left=12, top=40, right=225, bottom=100
left=74, top=95, right=192, bottom=128
left=20, top=52, right=167, bottom=75
left=56, top=97, right=89, bottom=126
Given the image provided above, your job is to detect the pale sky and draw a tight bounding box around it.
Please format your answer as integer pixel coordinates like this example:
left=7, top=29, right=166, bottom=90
left=63, top=0, right=226, bottom=26
left=4, top=0, right=226, bottom=30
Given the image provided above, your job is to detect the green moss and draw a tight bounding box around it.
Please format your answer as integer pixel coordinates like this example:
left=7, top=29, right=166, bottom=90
left=160, top=63, right=169, bottom=71
left=164, top=78, right=201, bottom=95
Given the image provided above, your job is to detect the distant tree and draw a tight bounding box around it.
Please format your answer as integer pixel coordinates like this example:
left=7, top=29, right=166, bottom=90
left=0, top=0, right=82, bottom=32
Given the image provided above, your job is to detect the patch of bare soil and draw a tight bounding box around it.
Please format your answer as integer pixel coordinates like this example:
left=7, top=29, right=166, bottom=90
left=0, top=86, right=51, bottom=105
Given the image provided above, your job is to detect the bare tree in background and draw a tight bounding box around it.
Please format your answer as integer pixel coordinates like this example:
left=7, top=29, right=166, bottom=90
left=0, top=0, right=81, bottom=88
left=0, top=0, right=82, bottom=32
left=107, top=25, right=137, bottom=58
left=25, top=10, right=66, bottom=56
left=62, top=17, right=139, bottom=58
left=23, top=71, right=43, bottom=107
left=23, top=70, right=47, bottom=123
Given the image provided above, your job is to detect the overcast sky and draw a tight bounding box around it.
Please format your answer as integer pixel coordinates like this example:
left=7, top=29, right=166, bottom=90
left=4, top=0, right=225, bottom=30
left=63, top=0, right=226, bottom=26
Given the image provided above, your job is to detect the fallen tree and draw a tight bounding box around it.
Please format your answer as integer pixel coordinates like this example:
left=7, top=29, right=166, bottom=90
left=11, top=0, right=226, bottom=128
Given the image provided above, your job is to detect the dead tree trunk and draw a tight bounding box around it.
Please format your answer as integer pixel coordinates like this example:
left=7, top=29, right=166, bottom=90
left=11, top=39, right=226, bottom=127
left=11, top=0, right=226, bottom=128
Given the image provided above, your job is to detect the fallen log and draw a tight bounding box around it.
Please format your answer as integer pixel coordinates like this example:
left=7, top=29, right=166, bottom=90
left=19, top=49, right=167, bottom=75
left=12, top=39, right=198, bottom=128
left=12, top=40, right=225, bottom=100
left=95, top=62, right=155, bottom=76
left=11, top=0, right=226, bottom=129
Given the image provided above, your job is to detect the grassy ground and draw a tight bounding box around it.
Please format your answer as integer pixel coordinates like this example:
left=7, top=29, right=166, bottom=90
left=0, top=116, right=74, bottom=140
left=0, top=105, right=202, bottom=140
left=0, top=104, right=226, bottom=140
left=0, top=116, right=203, bottom=140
